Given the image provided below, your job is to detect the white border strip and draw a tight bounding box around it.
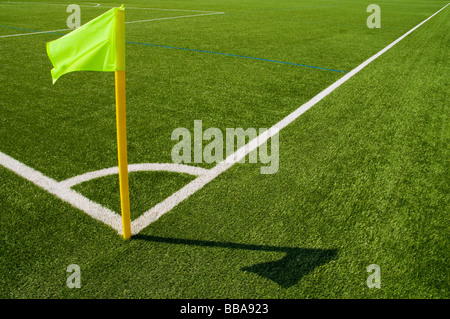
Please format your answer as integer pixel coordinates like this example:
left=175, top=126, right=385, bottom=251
left=0, top=2, right=216, bottom=12
left=0, top=1, right=99, bottom=7
left=131, top=2, right=450, bottom=234
left=125, top=12, right=224, bottom=24
left=0, top=151, right=123, bottom=232
left=119, top=6, right=219, bottom=13
left=0, top=12, right=225, bottom=38
left=0, top=28, right=70, bottom=38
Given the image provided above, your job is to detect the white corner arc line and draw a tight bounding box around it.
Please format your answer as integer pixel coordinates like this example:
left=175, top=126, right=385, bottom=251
left=59, top=163, right=210, bottom=188
left=131, top=2, right=450, bottom=234
left=0, top=150, right=212, bottom=235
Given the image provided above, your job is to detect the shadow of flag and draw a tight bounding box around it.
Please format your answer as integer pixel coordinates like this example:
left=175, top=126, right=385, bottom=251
left=134, top=235, right=337, bottom=288
left=241, top=248, right=337, bottom=288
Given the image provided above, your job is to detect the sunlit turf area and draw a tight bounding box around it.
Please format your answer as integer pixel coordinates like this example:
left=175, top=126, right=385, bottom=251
left=0, top=0, right=448, bottom=299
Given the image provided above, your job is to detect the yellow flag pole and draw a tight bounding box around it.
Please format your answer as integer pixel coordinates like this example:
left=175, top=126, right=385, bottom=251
left=114, top=6, right=131, bottom=240
left=115, top=70, right=131, bottom=240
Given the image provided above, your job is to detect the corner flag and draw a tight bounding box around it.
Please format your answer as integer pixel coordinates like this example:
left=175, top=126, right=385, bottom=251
left=47, top=5, right=125, bottom=83
left=46, top=5, right=132, bottom=240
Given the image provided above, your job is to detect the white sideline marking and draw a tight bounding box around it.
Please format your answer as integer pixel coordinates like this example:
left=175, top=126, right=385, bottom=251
left=131, top=2, right=450, bottom=233
left=119, top=6, right=219, bottom=13
left=0, top=1, right=101, bottom=8
left=0, top=3, right=448, bottom=237
left=0, top=28, right=70, bottom=38
left=0, top=151, right=123, bottom=232
left=0, top=11, right=224, bottom=38
left=0, top=2, right=216, bottom=12
left=125, top=11, right=225, bottom=24
left=0, top=150, right=210, bottom=235
left=131, top=129, right=278, bottom=234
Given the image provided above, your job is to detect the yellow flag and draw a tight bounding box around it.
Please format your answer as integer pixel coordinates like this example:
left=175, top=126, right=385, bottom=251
left=47, top=5, right=125, bottom=83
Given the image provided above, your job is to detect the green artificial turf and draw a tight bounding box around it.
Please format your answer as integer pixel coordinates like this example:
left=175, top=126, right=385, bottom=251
left=0, top=0, right=448, bottom=299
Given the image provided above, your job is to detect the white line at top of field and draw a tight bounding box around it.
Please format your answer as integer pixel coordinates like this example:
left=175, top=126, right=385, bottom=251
left=125, top=11, right=225, bottom=24
left=0, top=1, right=220, bottom=13
left=0, top=1, right=100, bottom=7
left=0, top=11, right=225, bottom=38
left=119, top=6, right=221, bottom=13
left=0, top=28, right=70, bottom=38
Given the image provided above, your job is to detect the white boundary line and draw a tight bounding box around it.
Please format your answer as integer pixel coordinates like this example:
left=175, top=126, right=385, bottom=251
left=0, top=28, right=70, bottom=38
left=0, top=151, right=123, bottom=232
left=0, top=150, right=209, bottom=235
left=125, top=12, right=224, bottom=24
left=131, top=2, right=450, bottom=234
left=0, top=1, right=98, bottom=7
left=0, top=3, right=448, bottom=236
left=0, top=10, right=224, bottom=38
left=0, top=2, right=216, bottom=12
left=116, top=6, right=219, bottom=13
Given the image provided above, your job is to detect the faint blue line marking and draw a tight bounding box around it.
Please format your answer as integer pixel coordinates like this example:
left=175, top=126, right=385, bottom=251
left=0, top=24, right=347, bottom=73
left=127, top=41, right=348, bottom=73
